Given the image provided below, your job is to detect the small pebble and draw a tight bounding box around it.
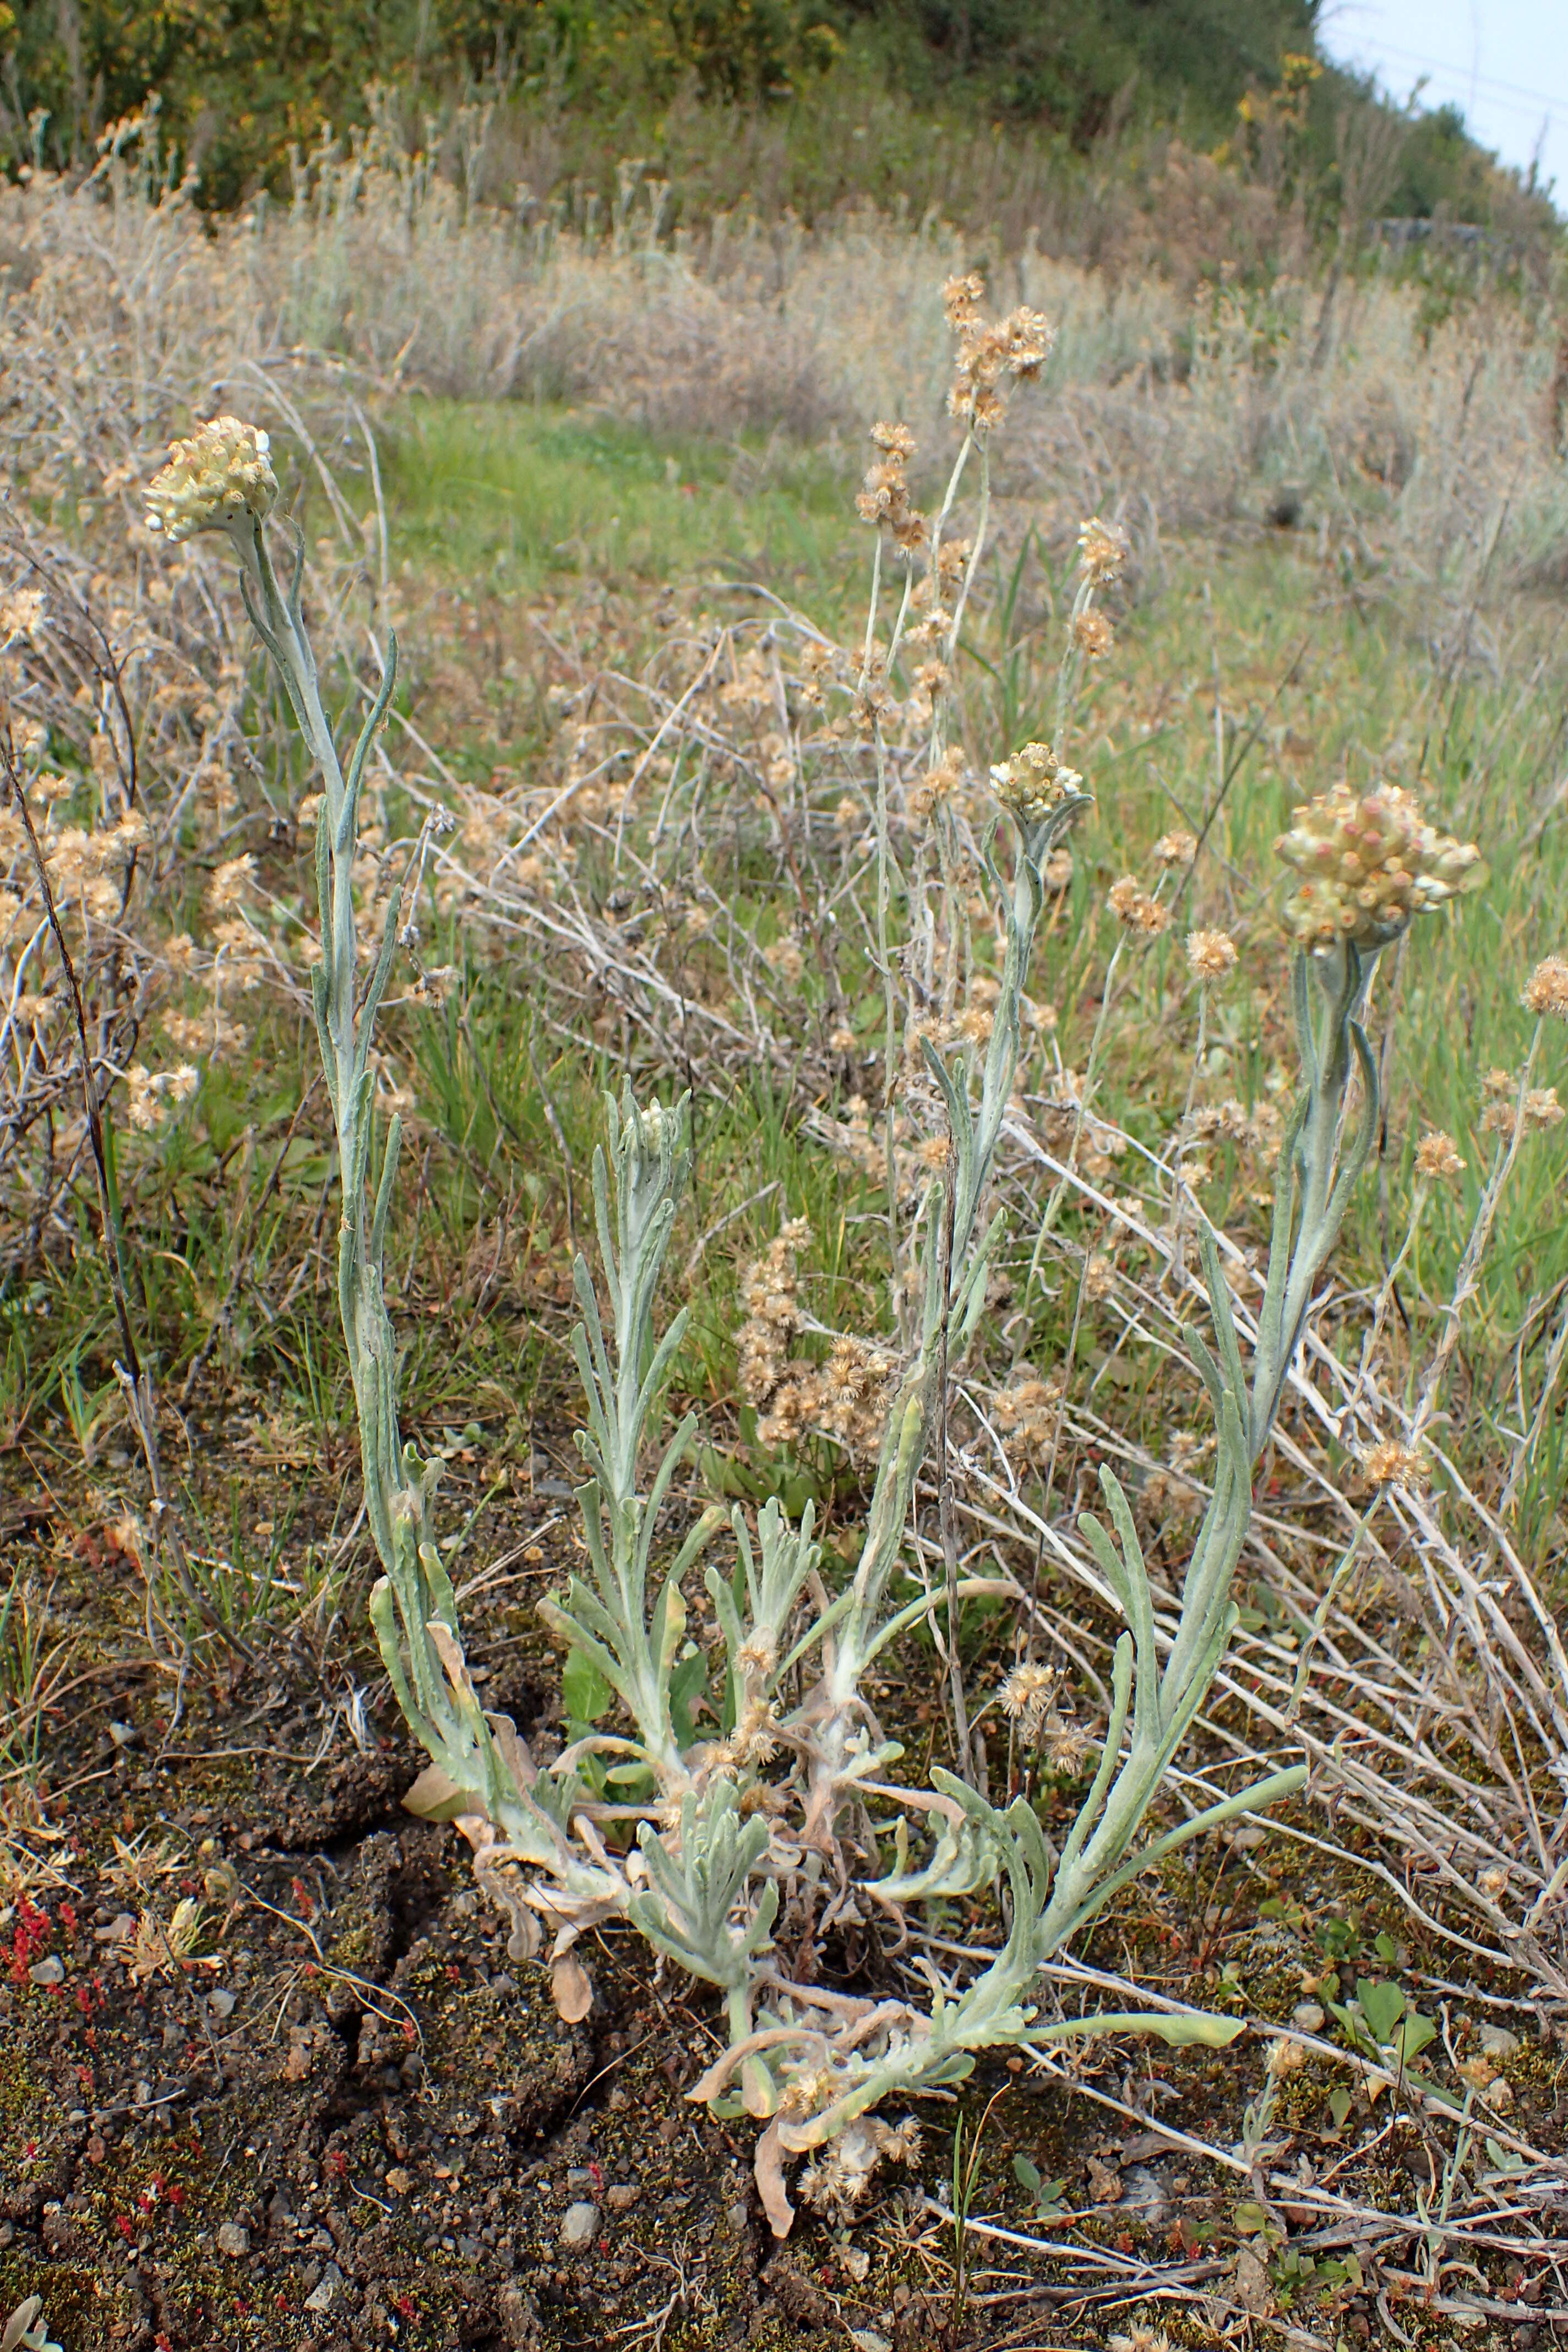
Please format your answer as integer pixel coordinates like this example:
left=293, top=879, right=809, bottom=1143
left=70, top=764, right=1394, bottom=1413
left=1292, top=2001, right=1325, bottom=2033
left=28, top=1957, right=64, bottom=1987
left=384, top=2169, right=412, bottom=2197
left=1480, top=2023, right=1521, bottom=2057
left=304, top=2263, right=343, bottom=2313
left=605, top=2184, right=640, bottom=2212
left=208, top=1989, right=237, bottom=2018
left=216, top=2222, right=251, bottom=2258
left=560, top=2200, right=599, bottom=2246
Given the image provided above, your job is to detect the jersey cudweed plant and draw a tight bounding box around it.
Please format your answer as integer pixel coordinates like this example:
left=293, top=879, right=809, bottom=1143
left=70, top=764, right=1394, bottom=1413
left=148, top=298, right=1482, bottom=2228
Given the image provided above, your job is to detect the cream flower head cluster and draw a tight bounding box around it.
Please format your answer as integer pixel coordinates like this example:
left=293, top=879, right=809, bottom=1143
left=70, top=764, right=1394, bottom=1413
left=146, top=417, right=277, bottom=543
left=989, top=740, right=1082, bottom=827
left=1276, top=783, right=1480, bottom=952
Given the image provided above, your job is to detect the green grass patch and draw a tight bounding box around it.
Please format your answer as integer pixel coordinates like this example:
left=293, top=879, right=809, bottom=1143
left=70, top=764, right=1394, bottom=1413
left=380, top=400, right=859, bottom=607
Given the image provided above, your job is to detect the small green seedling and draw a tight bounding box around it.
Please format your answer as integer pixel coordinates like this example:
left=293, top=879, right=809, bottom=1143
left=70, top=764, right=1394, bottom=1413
left=1012, top=2152, right=1069, bottom=2222
left=1327, top=1977, right=1438, bottom=2072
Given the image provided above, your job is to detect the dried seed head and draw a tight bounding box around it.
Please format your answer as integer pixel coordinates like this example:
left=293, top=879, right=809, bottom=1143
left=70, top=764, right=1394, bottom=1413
left=1362, top=1440, right=1424, bottom=1489
left=944, top=280, right=1055, bottom=432
left=1414, top=1130, right=1466, bottom=1180
left=1275, top=783, right=1482, bottom=952
left=1481, top=1068, right=1566, bottom=1140
left=0, top=587, right=46, bottom=646
left=124, top=1063, right=199, bottom=1131
left=1000, top=1661, right=1056, bottom=1725
left=1043, top=1719, right=1092, bottom=1774
left=1077, top=516, right=1130, bottom=584
left=778, top=2066, right=837, bottom=2119
left=733, top=1696, right=780, bottom=1767
left=1186, top=928, right=1238, bottom=982
left=1266, top=2036, right=1310, bottom=2077
left=1108, top=878, right=1170, bottom=935
left=943, top=270, right=987, bottom=328
left=1522, top=955, right=1568, bottom=1018
left=914, top=745, right=966, bottom=818
left=206, top=853, right=257, bottom=911
left=146, top=416, right=277, bottom=542
left=1072, top=608, right=1114, bottom=658
left=736, top=1630, right=777, bottom=1685
left=856, top=421, right=925, bottom=554
left=1155, top=829, right=1198, bottom=867
left=991, top=1376, right=1063, bottom=1453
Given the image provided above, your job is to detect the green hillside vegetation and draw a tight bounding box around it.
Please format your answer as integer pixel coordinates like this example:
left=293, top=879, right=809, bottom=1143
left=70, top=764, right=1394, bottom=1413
left=1, top=0, right=1558, bottom=252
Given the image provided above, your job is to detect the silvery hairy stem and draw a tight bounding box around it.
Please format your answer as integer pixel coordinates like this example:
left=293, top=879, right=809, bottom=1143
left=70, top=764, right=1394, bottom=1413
left=903, top=937, right=1382, bottom=2003
left=1248, top=940, right=1378, bottom=1453
left=797, top=794, right=1088, bottom=1802
left=233, top=513, right=612, bottom=1895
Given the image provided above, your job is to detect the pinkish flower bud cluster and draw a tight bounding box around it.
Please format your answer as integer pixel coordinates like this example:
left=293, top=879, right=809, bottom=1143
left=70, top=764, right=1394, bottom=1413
left=1276, top=784, right=1480, bottom=952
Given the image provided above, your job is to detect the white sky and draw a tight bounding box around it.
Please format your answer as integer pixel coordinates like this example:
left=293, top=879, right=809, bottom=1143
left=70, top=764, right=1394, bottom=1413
left=1320, top=0, right=1568, bottom=215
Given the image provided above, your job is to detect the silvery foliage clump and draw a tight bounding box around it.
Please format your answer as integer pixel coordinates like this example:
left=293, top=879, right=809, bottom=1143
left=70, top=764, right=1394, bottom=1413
left=159, top=416, right=1438, bottom=2234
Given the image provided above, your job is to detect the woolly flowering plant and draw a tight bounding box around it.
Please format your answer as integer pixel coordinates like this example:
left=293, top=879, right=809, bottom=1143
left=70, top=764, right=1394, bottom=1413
left=161, top=308, right=1483, bottom=2230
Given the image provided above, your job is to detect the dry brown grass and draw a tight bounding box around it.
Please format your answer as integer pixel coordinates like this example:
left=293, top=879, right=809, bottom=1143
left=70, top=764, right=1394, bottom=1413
left=5, top=108, right=1562, bottom=542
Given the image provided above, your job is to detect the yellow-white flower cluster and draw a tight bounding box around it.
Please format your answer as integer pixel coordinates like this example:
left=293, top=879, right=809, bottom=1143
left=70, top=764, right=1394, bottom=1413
left=145, top=417, right=277, bottom=544
left=1276, top=783, right=1481, bottom=952
left=989, top=740, right=1082, bottom=827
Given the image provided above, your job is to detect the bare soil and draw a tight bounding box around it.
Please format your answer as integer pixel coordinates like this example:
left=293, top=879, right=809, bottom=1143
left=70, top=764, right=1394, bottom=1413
left=4, top=1487, right=1566, bottom=2352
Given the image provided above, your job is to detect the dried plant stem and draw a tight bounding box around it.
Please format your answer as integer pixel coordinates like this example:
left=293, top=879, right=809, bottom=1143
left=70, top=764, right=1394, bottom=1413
left=1498, top=1284, right=1568, bottom=1525
left=1, top=735, right=216, bottom=1651
left=1022, top=932, right=1128, bottom=1303
left=1161, top=978, right=1211, bottom=1277
left=941, top=442, right=988, bottom=670
left=1412, top=1022, right=1542, bottom=1445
